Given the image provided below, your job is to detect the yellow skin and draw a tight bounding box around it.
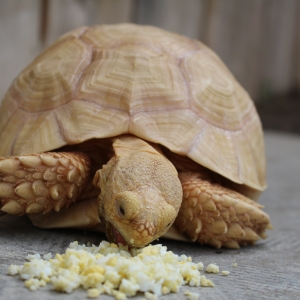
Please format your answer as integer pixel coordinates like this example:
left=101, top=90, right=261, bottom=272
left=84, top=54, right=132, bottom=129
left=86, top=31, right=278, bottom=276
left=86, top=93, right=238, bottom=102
left=94, top=136, right=182, bottom=247
left=0, top=135, right=271, bottom=249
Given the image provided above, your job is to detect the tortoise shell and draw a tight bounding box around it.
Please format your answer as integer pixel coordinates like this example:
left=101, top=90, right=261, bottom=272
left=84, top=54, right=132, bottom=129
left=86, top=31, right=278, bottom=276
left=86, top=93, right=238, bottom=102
left=0, top=23, right=266, bottom=193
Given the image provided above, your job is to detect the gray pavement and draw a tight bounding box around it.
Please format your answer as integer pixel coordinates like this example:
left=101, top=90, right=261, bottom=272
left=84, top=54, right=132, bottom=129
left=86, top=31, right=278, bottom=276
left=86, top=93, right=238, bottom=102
left=1, top=131, right=300, bottom=300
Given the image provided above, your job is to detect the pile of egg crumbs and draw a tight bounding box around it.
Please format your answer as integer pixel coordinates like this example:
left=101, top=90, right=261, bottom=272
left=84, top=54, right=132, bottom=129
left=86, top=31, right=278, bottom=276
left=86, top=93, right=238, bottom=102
left=7, top=241, right=227, bottom=299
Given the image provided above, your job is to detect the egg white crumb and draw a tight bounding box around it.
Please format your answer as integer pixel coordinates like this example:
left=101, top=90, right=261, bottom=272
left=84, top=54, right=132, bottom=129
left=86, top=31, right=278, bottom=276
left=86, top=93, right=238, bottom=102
left=7, top=265, right=21, bottom=276
left=222, top=270, right=230, bottom=275
left=8, top=241, right=217, bottom=298
left=233, top=262, right=238, bottom=268
left=200, top=275, right=214, bottom=287
left=184, top=290, right=200, bottom=300
left=112, top=289, right=127, bottom=300
left=43, top=253, right=52, bottom=260
left=144, top=292, right=158, bottom=300
left=87, top=288, right=101, bottom=298
left=206, top=263, right=219, bottom=274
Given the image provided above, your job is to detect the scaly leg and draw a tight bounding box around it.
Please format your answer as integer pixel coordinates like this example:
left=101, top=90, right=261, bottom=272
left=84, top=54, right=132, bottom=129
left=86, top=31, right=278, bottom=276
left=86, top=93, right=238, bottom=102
left=0, top=152, right=90, bottom=215
left=176, top=172, right=271, bottom=249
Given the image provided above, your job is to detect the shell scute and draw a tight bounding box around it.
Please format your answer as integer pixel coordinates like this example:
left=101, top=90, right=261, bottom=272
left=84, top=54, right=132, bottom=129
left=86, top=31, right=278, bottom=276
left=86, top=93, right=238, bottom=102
left=81, top=24, right=198, bottom=57
left=182, top=49, right=251, bottom=131
left=12, top=38, right=92, bottom=112
left=76, top=51, right=189, bottom=115
left=54, top=100, right=129, bottom=144
left=129, top=109, right=206, bottom=155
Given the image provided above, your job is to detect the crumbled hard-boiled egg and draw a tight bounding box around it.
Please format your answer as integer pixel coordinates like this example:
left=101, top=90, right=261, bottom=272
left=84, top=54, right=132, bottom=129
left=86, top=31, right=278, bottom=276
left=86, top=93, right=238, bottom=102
left=184, top=290, right=200, bottom=300
left=87, top=288, right=101, bottom=298
left=8, top=241, right=221, bottom=299
left=222, top=271, right=230, bottom=276
left=144, top=291, right=158, bottom=300
left=200, top=275, right=215, bottom=287
left=205, top=263, right=220, bottom=274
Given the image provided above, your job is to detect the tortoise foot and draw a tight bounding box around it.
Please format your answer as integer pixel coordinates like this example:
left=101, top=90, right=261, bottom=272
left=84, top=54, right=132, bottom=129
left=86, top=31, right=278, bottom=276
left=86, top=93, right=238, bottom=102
left=29, top=198, right=101, bottom=229
left=0, top=152, right=90, bottom=215
left=176, top=172, right=271, bottom=249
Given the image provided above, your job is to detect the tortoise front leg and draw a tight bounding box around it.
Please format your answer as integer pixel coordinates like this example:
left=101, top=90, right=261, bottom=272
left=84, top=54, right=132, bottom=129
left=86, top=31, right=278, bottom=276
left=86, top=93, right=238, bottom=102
left=0, top=152, right=90, bottom=215
left=176, top=172, right=271, bottom=249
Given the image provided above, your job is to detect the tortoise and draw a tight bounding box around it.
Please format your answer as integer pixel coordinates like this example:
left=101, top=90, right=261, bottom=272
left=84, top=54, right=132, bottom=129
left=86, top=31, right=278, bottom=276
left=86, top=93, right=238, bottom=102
left=0, top=23, right=271, bottom=249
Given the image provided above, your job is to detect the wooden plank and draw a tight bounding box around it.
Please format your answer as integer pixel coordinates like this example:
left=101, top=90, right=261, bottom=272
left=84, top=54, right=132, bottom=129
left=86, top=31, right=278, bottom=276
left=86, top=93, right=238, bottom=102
left=0, top=0, right=42, bottom=102
left=205, top=0, right=264, bottom=100
left=260, top=0, right=298, bottom=98
left=135, top=0, right=207, bottom=39
left=293, top=1, right=300, bottom=91
left=1, top=0, right=298, bottom=105
left=45, top=0, right=135, bottom=45
left=206, top=0, right=298, bottom=101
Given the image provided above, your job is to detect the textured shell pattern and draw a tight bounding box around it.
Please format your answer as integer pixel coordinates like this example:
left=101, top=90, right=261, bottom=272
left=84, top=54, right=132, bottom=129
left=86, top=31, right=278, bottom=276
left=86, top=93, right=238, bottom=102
left=0, top=24, right=266, bottom=191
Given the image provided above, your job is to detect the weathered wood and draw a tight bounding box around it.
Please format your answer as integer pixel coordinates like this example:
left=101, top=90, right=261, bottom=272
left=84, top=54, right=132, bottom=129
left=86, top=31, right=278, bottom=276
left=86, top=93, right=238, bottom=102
left=0, top=0, right=42, bottom=101
left=293, top=1, right=300, bottom=91
left=205, top=0, right=265, bottom=100
left=134, top=0, right=207, bottom=39
left=45, top=0, right=135, bottom=45
left=259, top=0, right=298, bottom=97
left=0, top=0, right=299, bottom=103
left=207, top=0, right=299, bottom=100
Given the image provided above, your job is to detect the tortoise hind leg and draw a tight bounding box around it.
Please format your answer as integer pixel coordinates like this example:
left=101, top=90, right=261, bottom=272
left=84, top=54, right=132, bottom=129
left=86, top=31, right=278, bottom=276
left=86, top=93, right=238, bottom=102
left=176, top=172, right=271, bottom=249
left=0, top=152, right=90, bottom=216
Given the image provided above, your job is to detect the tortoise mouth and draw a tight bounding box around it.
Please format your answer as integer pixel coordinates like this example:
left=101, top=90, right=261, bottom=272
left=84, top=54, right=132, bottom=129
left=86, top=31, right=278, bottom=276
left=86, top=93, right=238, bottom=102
left=112, top=226, right=128, bottom=246
left=105, top=221, right=128, bottom=246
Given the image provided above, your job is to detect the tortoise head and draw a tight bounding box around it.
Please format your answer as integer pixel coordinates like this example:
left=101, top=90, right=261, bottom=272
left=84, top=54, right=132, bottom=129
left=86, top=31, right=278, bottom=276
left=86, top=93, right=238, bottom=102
left=93, top=136, right=183, bottom=248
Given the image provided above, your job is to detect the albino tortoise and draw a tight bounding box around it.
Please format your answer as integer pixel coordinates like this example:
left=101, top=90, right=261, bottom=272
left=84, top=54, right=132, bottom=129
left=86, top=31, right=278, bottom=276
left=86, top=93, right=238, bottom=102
left=0, top=24, right=270, bottom=249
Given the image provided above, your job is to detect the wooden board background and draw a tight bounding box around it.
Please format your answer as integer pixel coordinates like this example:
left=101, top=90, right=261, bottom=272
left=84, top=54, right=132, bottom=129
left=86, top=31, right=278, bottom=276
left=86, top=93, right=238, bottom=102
left=0, top=0, right=299, bottom=103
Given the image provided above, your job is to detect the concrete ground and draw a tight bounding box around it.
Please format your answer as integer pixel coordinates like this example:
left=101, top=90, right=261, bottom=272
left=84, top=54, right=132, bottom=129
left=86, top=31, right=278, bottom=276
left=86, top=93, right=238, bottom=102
left=0, top=131, right=299, bottom=300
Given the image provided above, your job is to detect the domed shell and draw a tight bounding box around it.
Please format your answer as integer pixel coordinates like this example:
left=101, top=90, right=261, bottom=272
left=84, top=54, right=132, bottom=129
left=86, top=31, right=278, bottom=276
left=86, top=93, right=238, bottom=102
left=0, top=23, right=266, bottom=192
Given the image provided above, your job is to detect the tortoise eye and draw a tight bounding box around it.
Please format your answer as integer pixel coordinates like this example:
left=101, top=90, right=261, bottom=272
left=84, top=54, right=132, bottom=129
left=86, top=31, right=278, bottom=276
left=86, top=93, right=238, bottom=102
left=119, top=205, right=125, bottom=216
left=117, top=203, right=125, bottom=218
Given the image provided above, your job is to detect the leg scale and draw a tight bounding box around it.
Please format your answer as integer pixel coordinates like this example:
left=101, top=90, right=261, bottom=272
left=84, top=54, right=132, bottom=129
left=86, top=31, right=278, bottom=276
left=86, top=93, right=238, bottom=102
left=0, top=152, right=90, bottom=215
left=176, top=172, right=271, bottom=249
